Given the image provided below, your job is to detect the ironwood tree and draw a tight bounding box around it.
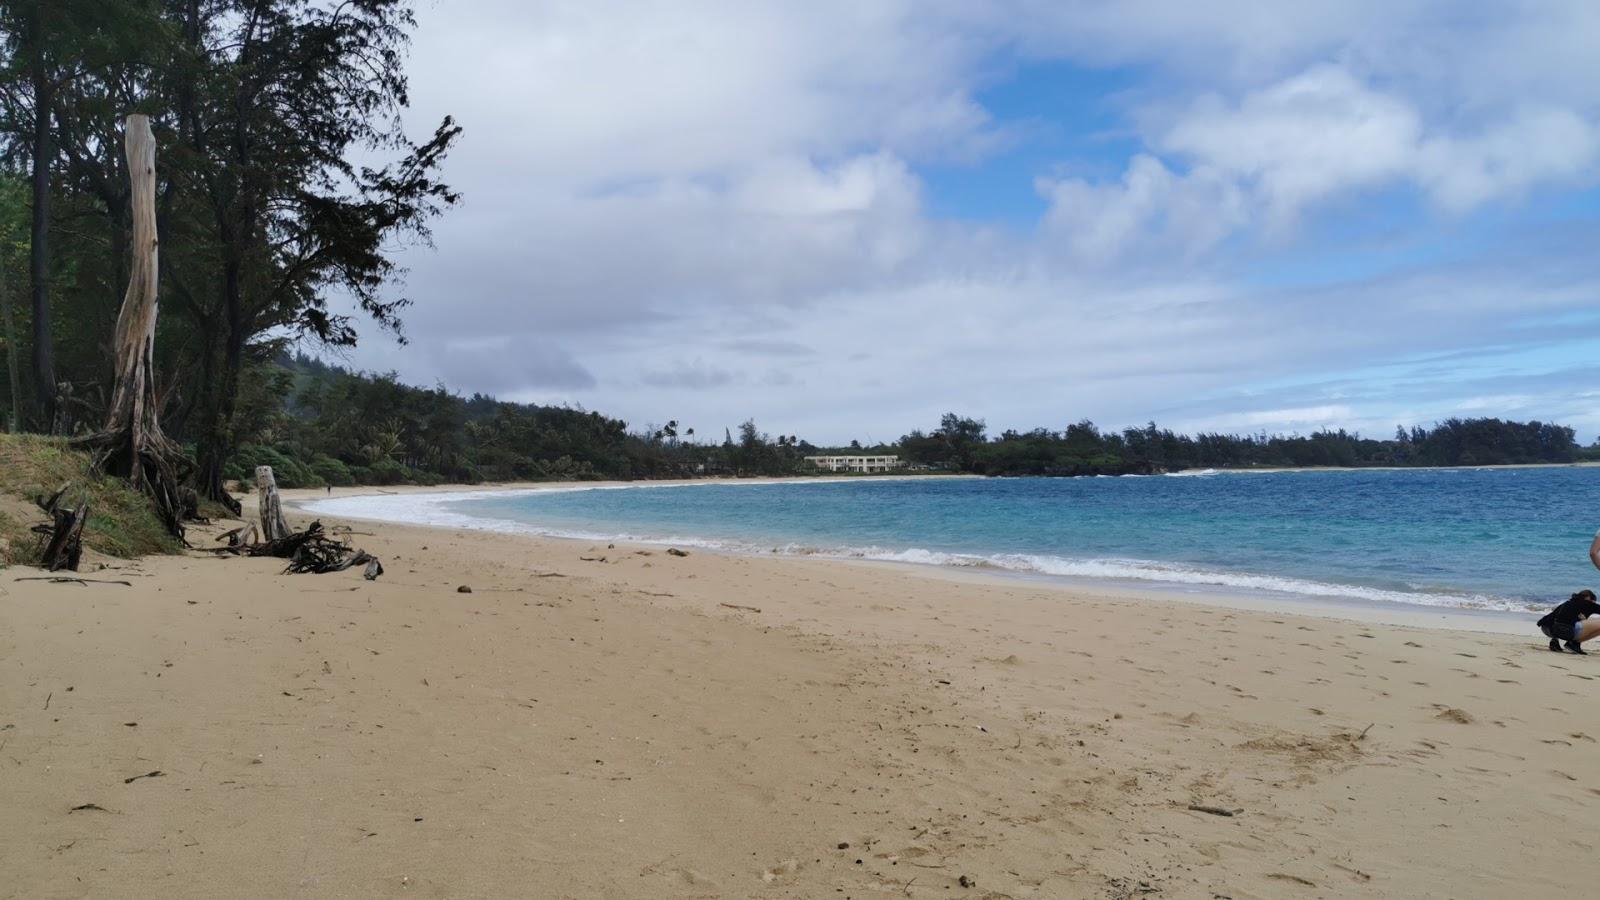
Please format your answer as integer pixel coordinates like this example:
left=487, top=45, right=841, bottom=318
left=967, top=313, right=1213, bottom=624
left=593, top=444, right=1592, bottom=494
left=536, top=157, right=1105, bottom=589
left=162, top=0, right=459, bottom=509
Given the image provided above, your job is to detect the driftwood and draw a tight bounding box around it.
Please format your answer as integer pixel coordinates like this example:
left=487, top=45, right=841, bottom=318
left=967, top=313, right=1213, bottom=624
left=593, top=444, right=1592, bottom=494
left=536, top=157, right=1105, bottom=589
left=71, top=115, right=193, bottom=540
left=13, top=576, right=132, bottom=587
left=256, top=466, right=290, bottom=541
left=242, top=520, right=328, bottom=559
left=215, top=523, right=258, bottom=547
left=31, top=484, right=88, bottom=571
left=213, top=519, right=382, bottom=578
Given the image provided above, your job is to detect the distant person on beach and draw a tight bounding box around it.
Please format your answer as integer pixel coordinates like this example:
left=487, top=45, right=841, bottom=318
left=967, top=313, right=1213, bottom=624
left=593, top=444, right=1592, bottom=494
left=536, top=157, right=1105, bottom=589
left=1591, top=530, right=1600, bottom=571
left=1538, top=589, right=1600, bottom=654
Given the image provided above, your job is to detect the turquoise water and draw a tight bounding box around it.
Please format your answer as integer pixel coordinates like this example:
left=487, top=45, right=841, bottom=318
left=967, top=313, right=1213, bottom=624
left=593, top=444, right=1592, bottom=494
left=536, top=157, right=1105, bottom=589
left=312, top=468, right=1600, bottom=613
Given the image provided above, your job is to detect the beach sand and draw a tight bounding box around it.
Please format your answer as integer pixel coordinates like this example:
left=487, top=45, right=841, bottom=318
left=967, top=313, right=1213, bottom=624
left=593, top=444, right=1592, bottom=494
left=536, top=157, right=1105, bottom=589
left=1, top=485, right=1593, bottom=898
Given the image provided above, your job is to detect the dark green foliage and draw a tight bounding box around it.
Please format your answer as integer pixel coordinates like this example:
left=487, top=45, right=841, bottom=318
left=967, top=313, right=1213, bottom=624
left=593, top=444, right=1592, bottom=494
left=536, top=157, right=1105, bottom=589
left=308, top=455, right=353, bottom=486
left=902, top=413, right=1581, bottom=476
left=236, top=353, right=807, bottom=486
left=230, top=362, right=1590, bottom=488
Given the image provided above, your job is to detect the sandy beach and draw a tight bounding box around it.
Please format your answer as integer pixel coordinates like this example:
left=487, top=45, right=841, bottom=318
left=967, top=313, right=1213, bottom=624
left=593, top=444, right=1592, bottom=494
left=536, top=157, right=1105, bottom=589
left=2, top=485, right=1593, bottom=899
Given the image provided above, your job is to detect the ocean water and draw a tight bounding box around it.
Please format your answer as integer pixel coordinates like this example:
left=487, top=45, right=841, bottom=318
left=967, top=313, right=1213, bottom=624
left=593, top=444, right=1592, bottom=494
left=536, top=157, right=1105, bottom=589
left=303, top=468, right=1600, bottom=614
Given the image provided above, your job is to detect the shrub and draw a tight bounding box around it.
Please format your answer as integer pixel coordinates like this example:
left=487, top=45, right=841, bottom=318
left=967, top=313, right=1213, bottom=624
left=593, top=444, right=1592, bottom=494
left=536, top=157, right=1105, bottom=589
left=232, top=444, right=325, bottom=488
left=309, top=455, right=355, bottom=486
left=365, top=458, right=409, bottom=485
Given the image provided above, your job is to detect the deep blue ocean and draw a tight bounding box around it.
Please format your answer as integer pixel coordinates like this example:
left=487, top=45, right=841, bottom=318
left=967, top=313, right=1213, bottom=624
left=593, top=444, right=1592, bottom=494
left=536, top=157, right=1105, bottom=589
left=310, top=468, right=1600, bottom=613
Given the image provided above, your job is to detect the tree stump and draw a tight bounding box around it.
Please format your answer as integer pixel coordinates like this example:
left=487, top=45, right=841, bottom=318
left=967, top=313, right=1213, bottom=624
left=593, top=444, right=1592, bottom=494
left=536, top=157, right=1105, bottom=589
left=41, top=502, right=88, bottom=571
left=33, top=485, right=88, bottom=571
left=257, top=465, right=290, bottom=541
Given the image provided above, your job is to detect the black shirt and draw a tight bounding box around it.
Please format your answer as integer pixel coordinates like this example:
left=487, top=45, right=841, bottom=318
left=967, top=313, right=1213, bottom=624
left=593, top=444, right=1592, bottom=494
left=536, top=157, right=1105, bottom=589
left=1540, top=596, right=1600, bottom=631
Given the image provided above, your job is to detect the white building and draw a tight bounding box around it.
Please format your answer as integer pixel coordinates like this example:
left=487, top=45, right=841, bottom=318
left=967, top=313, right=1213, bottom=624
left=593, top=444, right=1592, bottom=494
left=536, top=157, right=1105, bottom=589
left=804, top=454, right=904, bottom=474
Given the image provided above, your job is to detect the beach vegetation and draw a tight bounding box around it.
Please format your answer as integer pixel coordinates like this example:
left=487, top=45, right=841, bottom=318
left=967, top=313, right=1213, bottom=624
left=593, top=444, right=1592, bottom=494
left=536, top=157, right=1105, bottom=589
left=900, top=414, right=1581, bottom=476
left=0, top=433, right=179, bottom=564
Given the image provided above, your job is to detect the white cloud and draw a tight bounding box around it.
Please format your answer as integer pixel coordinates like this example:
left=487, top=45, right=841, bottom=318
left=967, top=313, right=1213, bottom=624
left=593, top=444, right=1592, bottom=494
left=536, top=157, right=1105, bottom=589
left=1158, top=66, right=1422, bottom=226
left=411, top=0, right=1000, bottom=187
left=1003, top=0, right=1600, bottom=112
left=1171, top=405, right=1357, bottom=436
left=329, top=0, right=1600, bottom=443
left=1418, top=107, right=1600, bottom=212
left=640, top=359, right=740, bottom=390
left=1038, top=154, right=1247, bottom=262
left=1040, top=63, right=1599, bottom=252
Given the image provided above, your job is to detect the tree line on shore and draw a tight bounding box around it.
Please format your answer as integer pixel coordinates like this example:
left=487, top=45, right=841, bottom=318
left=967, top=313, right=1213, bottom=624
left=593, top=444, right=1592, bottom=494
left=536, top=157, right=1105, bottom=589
left=217, top=353, right=819, bottom=487
left=206, top=356, right=1592, bottom=489
left=899, top=414, right=1589, bottom=476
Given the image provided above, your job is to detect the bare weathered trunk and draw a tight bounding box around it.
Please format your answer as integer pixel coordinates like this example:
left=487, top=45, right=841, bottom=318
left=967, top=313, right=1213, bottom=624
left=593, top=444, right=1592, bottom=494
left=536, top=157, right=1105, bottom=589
left=76, top=115, right=192, bottom=539
left=256, top=465, right=289, bottom=541
left=33, top=484, right=87, bottom=571
left=103, top=117, right=160, bottom=446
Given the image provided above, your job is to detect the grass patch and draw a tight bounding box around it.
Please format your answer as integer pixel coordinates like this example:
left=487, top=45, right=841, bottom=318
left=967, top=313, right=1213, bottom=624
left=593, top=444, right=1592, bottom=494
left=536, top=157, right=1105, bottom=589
left=0, top=433, right=182, bottom=565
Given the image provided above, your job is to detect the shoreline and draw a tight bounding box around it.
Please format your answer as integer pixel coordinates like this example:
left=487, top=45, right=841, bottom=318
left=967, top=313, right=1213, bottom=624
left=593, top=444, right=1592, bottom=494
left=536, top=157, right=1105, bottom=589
left=289, top=481, right=1544, bottom=634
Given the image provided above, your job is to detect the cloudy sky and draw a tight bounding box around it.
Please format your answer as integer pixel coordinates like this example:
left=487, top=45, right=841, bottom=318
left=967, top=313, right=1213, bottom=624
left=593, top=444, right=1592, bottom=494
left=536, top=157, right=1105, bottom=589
left=339, top=0, right=1600, bottom=445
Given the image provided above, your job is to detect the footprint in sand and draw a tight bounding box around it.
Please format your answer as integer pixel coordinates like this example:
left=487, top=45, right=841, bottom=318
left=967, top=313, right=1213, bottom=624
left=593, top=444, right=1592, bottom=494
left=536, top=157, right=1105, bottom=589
left=760, top=859, right=800, bottom=883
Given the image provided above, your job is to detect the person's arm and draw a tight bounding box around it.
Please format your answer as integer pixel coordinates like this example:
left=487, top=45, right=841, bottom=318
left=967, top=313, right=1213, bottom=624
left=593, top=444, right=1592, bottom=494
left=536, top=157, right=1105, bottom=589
left=1591, top=532, right=1600, bottom=572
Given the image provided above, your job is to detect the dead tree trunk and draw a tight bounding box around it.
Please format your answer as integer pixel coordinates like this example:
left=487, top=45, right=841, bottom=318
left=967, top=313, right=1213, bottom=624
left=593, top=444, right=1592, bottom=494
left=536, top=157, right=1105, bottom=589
left=33, top=485, right=88, bottom=571
left=41, top=502, right=89, bottom=571
left=74, top=115, right=192, bottom=540
left=256, top=465, right=290, bottom=541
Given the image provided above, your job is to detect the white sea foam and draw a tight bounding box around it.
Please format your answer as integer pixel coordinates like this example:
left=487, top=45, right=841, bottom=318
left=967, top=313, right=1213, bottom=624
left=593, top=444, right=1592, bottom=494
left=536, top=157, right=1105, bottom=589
left=845, top=549, right=1530, bottom=612
left=300, top=487, right=1537, bottom=615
